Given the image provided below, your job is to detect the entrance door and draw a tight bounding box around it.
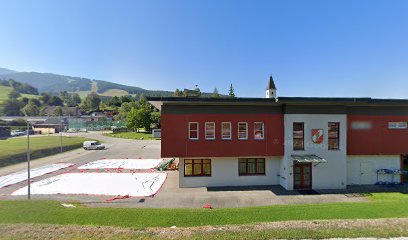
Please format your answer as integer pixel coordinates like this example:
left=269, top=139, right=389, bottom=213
left=360, top=162, right=373, bottom=184
left=294, top=163, right=312, bottom=189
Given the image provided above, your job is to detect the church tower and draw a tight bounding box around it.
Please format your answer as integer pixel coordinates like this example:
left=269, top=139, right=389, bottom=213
left=266, top=75, right=277, bottom=98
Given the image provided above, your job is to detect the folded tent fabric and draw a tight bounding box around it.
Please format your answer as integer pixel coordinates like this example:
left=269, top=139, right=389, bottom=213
left=0, top=163, right=74, bottom=189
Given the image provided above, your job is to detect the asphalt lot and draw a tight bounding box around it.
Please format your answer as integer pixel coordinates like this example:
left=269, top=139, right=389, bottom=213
left=0, top=131, right=370, bottom=208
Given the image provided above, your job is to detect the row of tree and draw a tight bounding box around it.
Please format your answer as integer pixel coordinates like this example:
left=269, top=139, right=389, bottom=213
left=174, top=84, right=236, bottom=98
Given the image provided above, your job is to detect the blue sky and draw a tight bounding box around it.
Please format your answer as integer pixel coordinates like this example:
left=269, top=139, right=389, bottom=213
left=1, top=0, right=408, bottom=98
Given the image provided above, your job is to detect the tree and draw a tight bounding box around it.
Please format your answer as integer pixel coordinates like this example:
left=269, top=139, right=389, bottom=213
left=228, top=84, right=236, bottom=98
left=22, top=102, right=40, bottom=116
left=48, top=96, right=64, bottom=106
left=212, top=88, right=220, bottom=98
left=116, top=101, right=137, bottom=121
left=3, top=100, right=22, bottom=116
left=29, top=98, right=42, bottom=107
left=126, top=107, right=138, bottom=132
left=8, top=90, right=21, bottom=100
left=150, top=111, right=161, bottom=128
left=137, top=107, right=151, bottom=131
left=59, top=91, right=71, bottom=105
left=40, top=93, right=51, bottom=104
left=53, top=106, right=63, bottom=116
left=19, top=97, right=29, bottom=106
left=83, top=92, right=101, bottom=112
left=174, top=89, right=182, bottom=97
left=72, top=93, right=81, bottom=106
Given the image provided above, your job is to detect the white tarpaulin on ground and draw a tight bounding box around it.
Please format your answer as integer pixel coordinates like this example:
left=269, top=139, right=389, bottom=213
left=77, top=159, right=163, bottom=170
left=12, top=172, right=167, bottom=197
left=0, top=163, right=74, bottom=189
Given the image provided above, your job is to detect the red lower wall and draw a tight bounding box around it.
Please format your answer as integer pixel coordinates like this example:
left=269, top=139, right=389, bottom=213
left=161, top=114, right=284, bottom=158
left=348, top=115, right=408, bottom=155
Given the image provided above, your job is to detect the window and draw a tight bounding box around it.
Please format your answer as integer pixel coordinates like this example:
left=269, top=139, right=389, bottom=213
left=188, top=122, right=199, bottom=140
left=328, top=122, right=340, bottom=150
left=238, top=122, right=248, bottom=140
left=293, top=122, right=304, bottom=150
left=184, top=159, right=211, bottom=176
left=222, top=122, right=232, bottom=140
left=254, top=122, right=264, bottom=140
left=388, top=122, right=408, bottom=129
left=205, top=122, right=215, bottom=140
left=239, top=158, right=265, bottom=175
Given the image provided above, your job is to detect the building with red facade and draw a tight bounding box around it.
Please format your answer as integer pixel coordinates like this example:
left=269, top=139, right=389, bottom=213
left=149, top=77, right=408, bottom=190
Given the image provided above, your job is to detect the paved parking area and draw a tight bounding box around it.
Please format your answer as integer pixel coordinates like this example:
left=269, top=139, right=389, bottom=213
left=0, top=131, right=380, bottom=208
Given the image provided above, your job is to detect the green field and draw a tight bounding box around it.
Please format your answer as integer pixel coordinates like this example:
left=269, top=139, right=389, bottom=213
left=0, top=136, right=93, bottom=167
left=104, top=131, right=157, bottom=140
left=0, top=85, right=13, bottom=101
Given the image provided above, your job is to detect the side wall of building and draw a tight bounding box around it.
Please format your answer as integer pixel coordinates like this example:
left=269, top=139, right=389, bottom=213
left=161, top=105, right=284, bottom=158
left=348, top=109, right=408, bottom=155
left=179, top=157, right=282, bottom=188
left=347, top=155, right=401, bottom=185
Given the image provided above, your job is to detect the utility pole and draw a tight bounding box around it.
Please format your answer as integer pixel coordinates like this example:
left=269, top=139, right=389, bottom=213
left=26, top=118, right=31, bottom=200
left=60, top=115, right=63, bottom=153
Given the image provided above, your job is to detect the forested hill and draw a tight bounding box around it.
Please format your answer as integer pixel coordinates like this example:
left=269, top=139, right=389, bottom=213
left=0, top=67, right=224, bottom=97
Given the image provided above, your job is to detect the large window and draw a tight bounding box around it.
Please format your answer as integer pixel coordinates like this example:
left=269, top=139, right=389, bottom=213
left=328, top=122, right=340, bottom=150
left=222, top=122, right=232, bottom=140
left=184, top=159, right=211, bottom=176
left=239, top=158, right=265, bottom=175
left=238, top=122, right=248, bottom=140
left=388, top=122, right=408, bottom=129
left=254, top=122, right=264, bottom=140
left=293, top=122, right=304, bottom=150
left=188, top=122, right=199, bottom=140
left=205, top=122, right=215, bottom=140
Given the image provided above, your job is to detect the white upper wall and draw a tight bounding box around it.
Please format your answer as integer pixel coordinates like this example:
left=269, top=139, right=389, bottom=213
left=281, top=114, right=348, bottom=190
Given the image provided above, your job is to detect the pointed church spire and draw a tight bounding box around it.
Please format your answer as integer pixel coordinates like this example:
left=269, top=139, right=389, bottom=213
left=265, top=75, right=277, bottom=98
left=266, top=75, right=276, bottom=90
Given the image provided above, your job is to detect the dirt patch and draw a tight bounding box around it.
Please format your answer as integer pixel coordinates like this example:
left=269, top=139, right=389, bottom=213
left=1, top=218, right=408, bottom=240
left=149, top=218, right=408, bottom=238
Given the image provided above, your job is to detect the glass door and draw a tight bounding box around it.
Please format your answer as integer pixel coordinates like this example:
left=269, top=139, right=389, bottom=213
left=293, top=163, right=312, bottom=189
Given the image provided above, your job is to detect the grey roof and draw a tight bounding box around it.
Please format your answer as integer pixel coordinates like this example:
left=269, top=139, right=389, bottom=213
left=266, top=75, right=276, bottom=90
left=291, top=154, right=327, bottom=163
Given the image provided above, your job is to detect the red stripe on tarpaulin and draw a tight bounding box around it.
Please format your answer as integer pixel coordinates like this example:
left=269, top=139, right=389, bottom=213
left=148, top=172, right=168, bottom=198
left=8, top=172, right=169, bottom=200
left=0, top=163, right=76, bottom=189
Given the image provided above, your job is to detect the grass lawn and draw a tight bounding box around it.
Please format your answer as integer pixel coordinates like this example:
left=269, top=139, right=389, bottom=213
left=0, top=136, right=93, bottom=167
left=104, top=131, right=157, bottom=140
left=0, top=193, right=408, bottom=229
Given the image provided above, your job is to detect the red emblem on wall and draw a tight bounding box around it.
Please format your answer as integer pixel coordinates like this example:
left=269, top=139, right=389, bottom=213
left=311, top=129, right=324, bottom=144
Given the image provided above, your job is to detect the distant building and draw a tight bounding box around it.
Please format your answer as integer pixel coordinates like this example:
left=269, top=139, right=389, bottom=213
left=32, top=117, right=68, bottom=134
left=44, top=106, right=81, bottom=117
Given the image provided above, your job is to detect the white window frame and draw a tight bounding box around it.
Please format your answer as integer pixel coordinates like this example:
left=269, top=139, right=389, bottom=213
left=388, top=122, right=408, bottom=129
left=188, top=122, right=199, bottom=140
left=205, top=122, right=216, bottom=140
left=254, top=122, right=264, bottom=140
left=221, top=122, right=232, bottom=140
left=238, top=122, right=248, bottom=140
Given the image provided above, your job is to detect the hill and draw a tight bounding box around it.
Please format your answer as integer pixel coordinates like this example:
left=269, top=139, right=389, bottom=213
left=0, top=67, right=217, bottom=97
left=0, top=85, right=38, bottom=114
